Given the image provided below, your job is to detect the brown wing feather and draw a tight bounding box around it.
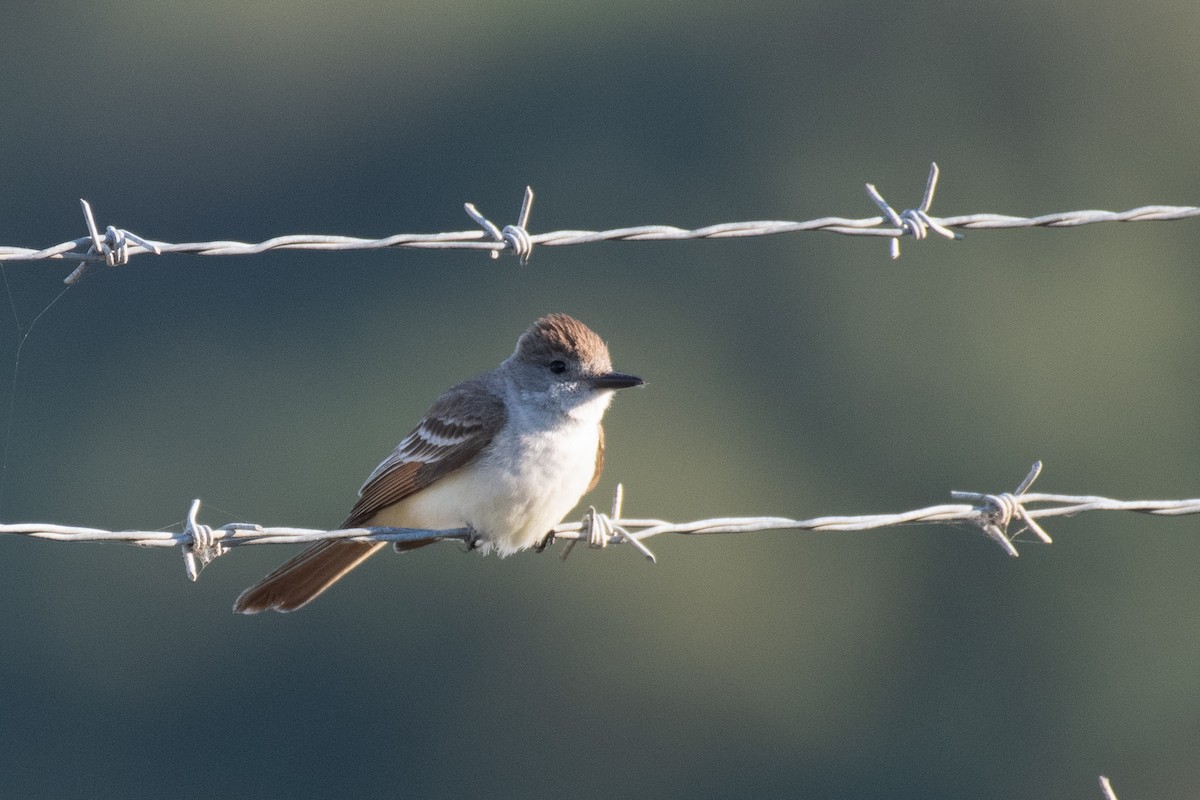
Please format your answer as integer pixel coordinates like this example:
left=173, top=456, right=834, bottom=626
left=342, top=379, right=506, bottom=526
left=341, top=460, right=425, bottom=528
left=233, top=378, right=507, bottom=614
left=232, top=540, right=386, bottom=614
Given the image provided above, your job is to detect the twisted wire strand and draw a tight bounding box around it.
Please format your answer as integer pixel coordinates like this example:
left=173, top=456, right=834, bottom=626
left=0, top=165, right=1194, bottom=283
left=2, top=463, right=1197, bottom=581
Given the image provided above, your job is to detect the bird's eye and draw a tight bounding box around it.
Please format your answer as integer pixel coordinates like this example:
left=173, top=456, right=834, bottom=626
left=548, top=359, right=567, bottom=374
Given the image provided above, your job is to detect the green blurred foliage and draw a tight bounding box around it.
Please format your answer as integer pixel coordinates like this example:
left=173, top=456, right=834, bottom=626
left=0, top=1, right=1198, bottom=798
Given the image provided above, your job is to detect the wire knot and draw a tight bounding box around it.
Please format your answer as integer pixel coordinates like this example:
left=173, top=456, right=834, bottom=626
left=896, top=207, right=938, bottom=242
left=976, top=491, right=1021, bottom=556
left=500, top=223, right=533, bottom=263
left=951, top=461, right=1051, bottom=557
left=100, top=226, right=133, bottom=267
left=865, top=162, right=961, bottom=259
left=559, top=484, right=656, bottom=563
left=66, top=200, right=161, bottom=284
left=463, top=186, right=536, bottom=265
left=181, top=499, right=226, bottom=581
left=81, top=199, right=139, bottom=267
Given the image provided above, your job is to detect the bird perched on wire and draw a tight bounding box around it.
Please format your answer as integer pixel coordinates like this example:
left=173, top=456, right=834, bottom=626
left=234, top=313, right=643, bottom=613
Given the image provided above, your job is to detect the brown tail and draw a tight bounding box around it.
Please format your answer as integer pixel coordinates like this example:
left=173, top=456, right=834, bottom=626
left=233, top=539, right=430, bottom=614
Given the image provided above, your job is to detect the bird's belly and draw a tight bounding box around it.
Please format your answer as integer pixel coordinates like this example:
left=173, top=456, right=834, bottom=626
left=367, top=423, right=599, bottom=555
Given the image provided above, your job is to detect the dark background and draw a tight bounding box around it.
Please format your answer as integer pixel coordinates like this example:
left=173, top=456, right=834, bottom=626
left=1, top=2, right=1197, bottom=798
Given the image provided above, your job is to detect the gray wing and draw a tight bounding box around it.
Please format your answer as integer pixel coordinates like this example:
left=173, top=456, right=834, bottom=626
left=342, top=378, right=507, bottom=527
left=233, top=378, right=507, bottom=614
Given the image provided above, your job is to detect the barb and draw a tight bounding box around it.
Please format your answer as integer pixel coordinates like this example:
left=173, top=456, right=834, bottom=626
left=949, top=461, right=1051, bottom=557
left=464, top=185, right=536, bottom=265
left=1099, top=776, right=1118, bottom=800
left=866, top=162, right=962, bottom=259
left=1, top=166, right=1195, bottom=281
left=557, top=482, right=657, bottom=563
left=65, top=200, right=163, bottom=284
left=2, top=464, right=1199, bottom=581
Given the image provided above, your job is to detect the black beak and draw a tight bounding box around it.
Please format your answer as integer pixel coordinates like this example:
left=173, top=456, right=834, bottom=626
left=589, top=371, right=644, bottom=390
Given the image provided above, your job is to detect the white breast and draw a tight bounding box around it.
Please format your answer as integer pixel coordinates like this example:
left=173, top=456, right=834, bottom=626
left=370, top=394, right=605, bottom=556
left=469, top=406, right=602, bottom=554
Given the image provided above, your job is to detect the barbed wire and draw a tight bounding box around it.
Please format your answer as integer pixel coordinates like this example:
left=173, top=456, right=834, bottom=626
left=0, top=164, right=1196, bottom=284
left=2, top=463, right=1198, bottom=582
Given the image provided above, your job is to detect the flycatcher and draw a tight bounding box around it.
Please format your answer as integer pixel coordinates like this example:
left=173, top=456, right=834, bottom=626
left=234, top=313, right=643, bottom=613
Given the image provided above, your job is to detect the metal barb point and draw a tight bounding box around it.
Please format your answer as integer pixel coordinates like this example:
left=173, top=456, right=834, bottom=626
left=1012, top=461, right=1052, bottom=544
left=951, top=461, right=1050, bottom=556
left=78, top=199, right=127, bottom=268
left=63, top=263, right=89, bottom=286
left=463, top=186, right=536, bottom=264
left=80, top=199, right=104, bottom=257
left=978, top=496, right=1022, bottom=557
left=72, top=200, right=155, bottom=282
left=558, top=483, right=656, bottom=563
left=557, top=538, right=578, bottom=561
left=1014, top=460, right=1043, bottom=495
left=66, top=200, right=104, bottom=283
left=865, top=162, right=961, bottom=259
left=181, top=498, right=226, bottom=581
left=1098, top=776, right=1118, bottom=800
left=612, top=484, right=656, bottom=562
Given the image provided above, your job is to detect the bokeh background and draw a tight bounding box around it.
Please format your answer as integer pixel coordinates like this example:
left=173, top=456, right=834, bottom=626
left=1, top=1, right=1197, bottom=798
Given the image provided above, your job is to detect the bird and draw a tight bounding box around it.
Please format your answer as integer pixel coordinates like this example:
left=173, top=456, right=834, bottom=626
left=234, top=313, right=643, bottom=613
